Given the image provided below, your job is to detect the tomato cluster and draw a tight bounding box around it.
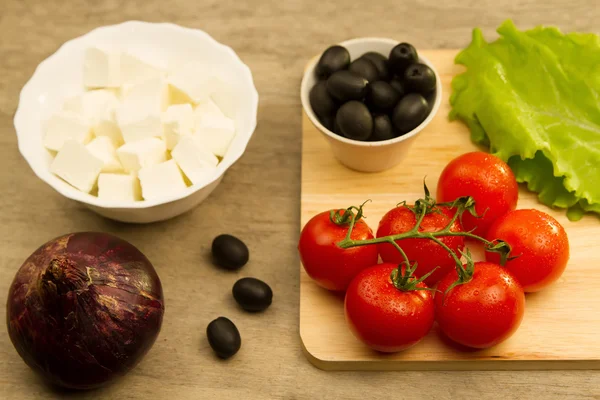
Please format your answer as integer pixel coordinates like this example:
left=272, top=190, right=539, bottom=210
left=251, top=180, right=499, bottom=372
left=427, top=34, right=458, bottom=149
left=298, top=152, right=570, bottom=352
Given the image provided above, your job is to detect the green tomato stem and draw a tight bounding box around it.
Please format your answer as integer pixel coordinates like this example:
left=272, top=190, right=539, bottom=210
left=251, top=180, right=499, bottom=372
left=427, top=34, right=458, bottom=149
left=334, top=184, right=513, bottom=294
left=388, top=238, right=411, bottom=267
left=428, top=236, right=464, bottom=272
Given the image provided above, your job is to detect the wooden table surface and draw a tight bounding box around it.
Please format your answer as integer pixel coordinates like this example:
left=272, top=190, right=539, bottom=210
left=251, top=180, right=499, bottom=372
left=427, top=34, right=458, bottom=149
left=1, top=1, right=599, bottom=399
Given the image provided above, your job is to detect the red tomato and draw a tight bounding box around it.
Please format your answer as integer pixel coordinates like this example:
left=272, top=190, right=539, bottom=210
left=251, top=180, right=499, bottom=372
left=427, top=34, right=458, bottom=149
left=298, top=210, right=379, bottom=291
left=435, top=262, right=525, bottom=349
left=344, top=263, right=435, bottom=352
left=485, top=209, right=569, bottom=293
left=436, top=152, right=518, bottom=237
left=376, top=206, right=464, bottom=287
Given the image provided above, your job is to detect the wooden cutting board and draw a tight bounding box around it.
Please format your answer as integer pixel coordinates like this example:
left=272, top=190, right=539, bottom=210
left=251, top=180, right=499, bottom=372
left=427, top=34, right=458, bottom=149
left=299, top=49, right=600, bottom=371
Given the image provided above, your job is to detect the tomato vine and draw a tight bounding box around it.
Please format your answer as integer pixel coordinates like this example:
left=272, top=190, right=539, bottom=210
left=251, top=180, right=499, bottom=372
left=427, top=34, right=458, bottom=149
left=330, top=183, right=514, bottom=291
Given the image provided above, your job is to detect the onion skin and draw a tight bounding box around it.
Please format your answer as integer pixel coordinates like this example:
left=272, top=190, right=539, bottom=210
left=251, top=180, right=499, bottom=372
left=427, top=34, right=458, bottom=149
left=6, top=232, right=164, bottom=389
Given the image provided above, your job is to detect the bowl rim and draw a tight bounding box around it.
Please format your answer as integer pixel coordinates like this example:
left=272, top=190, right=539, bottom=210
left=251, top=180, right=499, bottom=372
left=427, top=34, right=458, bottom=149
left=14, top=20, right=259, bottom=210
left=300, top=37, right=442, bottom=147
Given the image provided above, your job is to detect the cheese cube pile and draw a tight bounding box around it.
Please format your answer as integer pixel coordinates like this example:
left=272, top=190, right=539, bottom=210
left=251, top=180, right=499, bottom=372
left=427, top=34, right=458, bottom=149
left=45, top=47, right=237, bottom=202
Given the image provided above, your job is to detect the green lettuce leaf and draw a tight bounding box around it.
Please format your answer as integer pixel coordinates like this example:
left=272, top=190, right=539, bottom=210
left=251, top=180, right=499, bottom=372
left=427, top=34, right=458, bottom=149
left=450, top=20, right=600, bottom=220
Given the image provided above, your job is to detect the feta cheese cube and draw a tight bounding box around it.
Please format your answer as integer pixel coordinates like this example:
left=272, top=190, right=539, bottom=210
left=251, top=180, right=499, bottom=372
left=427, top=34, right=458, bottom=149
left=194, top=113, right=236, bottom=157
left=94, top=118, right=123, bottom=147
left=138, top=159, right=187, bottom=200
left=83, top=47, right=120, bottom=88
left=43, top=111, right=93, bottom=152
left=50, top=140, right=103, bottom=193
left=194, top=98, right=225, bottom=121
left=63, top=89, right=123, bottom=146
left=120, top=53, right=164, bottom=85
left=116, top=137, right=167, bottom=172
left=121, top=75, right=169, bottom=108
left=98, top=173, right=142, bottom=201
left=117, top=107, right=163, bottom=143
left=63, top=89, right=118, bottom=116
left=117, top=76, right=168, bottom=143
left=168, top=63, right=221, bottom=104
left=86, top=136, right=122, bottom=173
left=171, top=136, right=218, bottom=184
left=163, top=104, right=194, bottom=150
left=62, top=96, right=83, bottom=112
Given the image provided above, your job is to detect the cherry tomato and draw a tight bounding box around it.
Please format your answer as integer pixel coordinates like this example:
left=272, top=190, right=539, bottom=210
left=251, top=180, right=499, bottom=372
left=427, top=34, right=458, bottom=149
left=344, top=263, right=435, bottom=352
left=436, top=152, right=518, bottom=237
left=485, top=209, right=569, bottom=293
left=298, top=210, right=379, bottom=291
left=376, top=205, right=464, bottom=287
left=435, top=262, right=525, bottom=349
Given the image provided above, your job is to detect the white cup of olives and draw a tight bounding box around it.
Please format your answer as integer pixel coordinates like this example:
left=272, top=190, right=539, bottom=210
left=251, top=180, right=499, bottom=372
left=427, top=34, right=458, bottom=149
left=300, top=37, right=442, bottom=172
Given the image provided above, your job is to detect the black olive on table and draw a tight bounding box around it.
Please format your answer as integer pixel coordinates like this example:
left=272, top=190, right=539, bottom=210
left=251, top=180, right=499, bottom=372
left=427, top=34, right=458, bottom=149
left=360, top=52, right=390, bottom=81
left=232, top=277, right=273, bottom=312
left=336, top=101, right=373, bottom=141
left=389, top=78, right=405, bottom=98
left=366, top=81, right=401, bottom=113
left=309, top=81, right=338, bottom=118
left=371, top=114, right=395, bottom=141
left=326, top=70, right=369, bottom=102
left=404, top=63, right=437, bottom=95
left=206, top=317, right=241, bottom=359
left=389, top=42, right=418, bottom=76
left=212, top=234, right=249, bottom=270
left=315, top=45, right=351, bottom=79
left=348, top=57, right=379, bottom=83
left=392, top=93, right=430, bottom=134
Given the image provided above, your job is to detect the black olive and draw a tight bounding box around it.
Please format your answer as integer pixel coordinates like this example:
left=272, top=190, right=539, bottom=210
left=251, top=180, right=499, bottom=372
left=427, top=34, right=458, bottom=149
left=371, top=114, right=395, bottom=141
left=389, top=43, right=418, bottom=76
left=392, top=93, right=430, bottom=134
left=389, top=79, right=405, bottom=98
left=336, top=101, right=373, bottom=141
left=315, top=45, right=350, bottom=79
left=211, top=234, right=249, bottom=270
left=425, top=90, right=437, bottom=112
left=326, top=71, right=369, bottom=102
left=309, top=81, right=338, bottom=118
left=333, top=117, right=343, bottom=136
left=348, top=58, right=379, bottom=83
left=365, top=81, right=401, bottom=112
left=362, top=51, right=386, bottom=61
left=320, top=115, right=335, bottom=131
left=404, top=63, right=437, bottom=95
left=232, top=277, right=273, bottom=312
left=206, top=317, right=241, bottom=359
left=361, top=52, right=390, bottom=81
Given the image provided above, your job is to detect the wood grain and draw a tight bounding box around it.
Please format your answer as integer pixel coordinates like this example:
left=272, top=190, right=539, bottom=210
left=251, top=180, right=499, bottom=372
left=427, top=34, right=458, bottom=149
left=1, top=1, right=600, bottom=399
left=300, top=50, right=600, bottom=370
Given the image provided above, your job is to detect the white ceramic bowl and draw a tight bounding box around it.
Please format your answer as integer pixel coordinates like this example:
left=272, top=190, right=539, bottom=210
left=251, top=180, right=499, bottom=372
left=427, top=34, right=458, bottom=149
left=14, top=21, right=259, bottom=223
left=300, top=38, right=441, bottom=173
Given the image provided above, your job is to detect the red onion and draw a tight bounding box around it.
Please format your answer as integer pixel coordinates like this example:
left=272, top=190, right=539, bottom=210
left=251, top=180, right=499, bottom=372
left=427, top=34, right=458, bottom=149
left=6, top=232, right=164, bottom=389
